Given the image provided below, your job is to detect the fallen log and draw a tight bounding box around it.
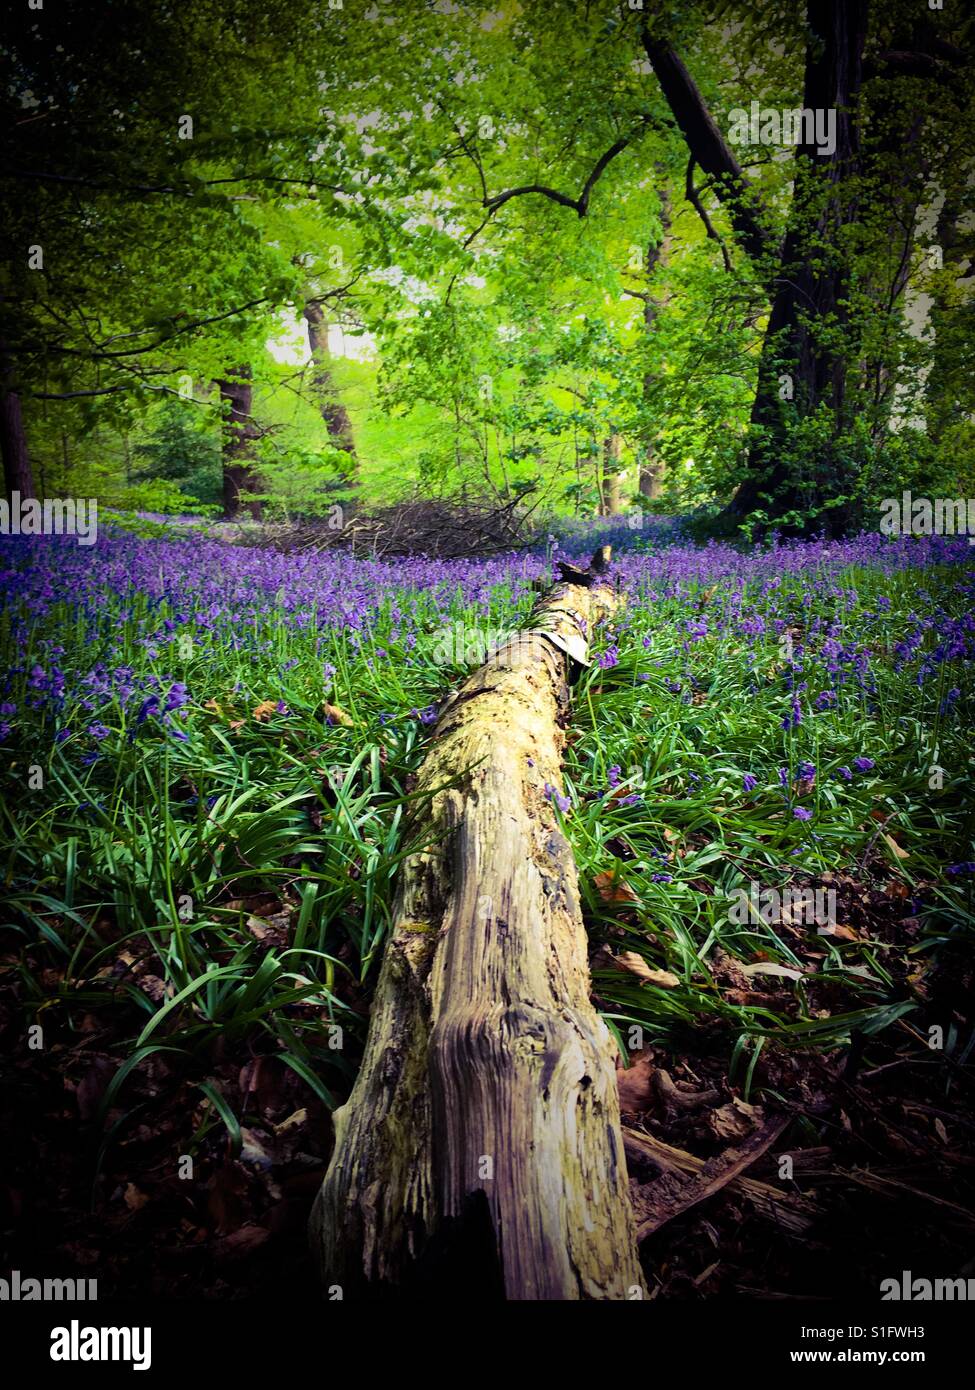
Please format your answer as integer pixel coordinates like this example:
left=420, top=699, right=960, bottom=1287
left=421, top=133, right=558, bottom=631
left=310, top=546, right=646, bottom=1299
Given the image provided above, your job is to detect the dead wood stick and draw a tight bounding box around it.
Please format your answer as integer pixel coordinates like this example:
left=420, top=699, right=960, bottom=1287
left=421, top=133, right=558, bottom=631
left=631, top=1115, right=792, bottom=1241
left=310, top=546, right=645, bottom=1299
left=623, top=1126, right=815, bottom=1236
left=829, top=1169, right=975, bottom=1225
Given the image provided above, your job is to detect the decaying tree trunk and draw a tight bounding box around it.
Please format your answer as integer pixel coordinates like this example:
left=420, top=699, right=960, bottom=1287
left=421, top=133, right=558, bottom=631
left=311, top=547, right=645, bottom=1300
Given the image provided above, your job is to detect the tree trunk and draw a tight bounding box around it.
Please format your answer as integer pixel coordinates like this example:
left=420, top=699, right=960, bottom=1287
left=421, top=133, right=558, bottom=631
left=724, top=0, right=868, bottom=530
left=638, top=458, right=663, bottom=501
left=0, top=346, right=36, bottom=502
left=311, top=549, right=645, bottom=1301
left=643, top=3, right=869, bottom=531
left=859, top=112, right=924, bottom=437
left=600, top=433, right=623, bottom=515
left=218, top=368, right=262, bottom=520
left=303, top=300, right=356, bottom=465
left=926, top=192, right=974, bottom=446
left=639, top=179, right=671, bottom=502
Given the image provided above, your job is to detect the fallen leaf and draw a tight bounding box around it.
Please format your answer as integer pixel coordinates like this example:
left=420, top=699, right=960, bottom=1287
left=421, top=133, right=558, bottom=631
left=740, top=962, right=805, bottom=982
left=616, top=1051, right=655, bottom=1113
left=593, top=870, right=640, bottom=904
left=136, top=973, right=167, bottom=1002
left=323, top=702, right=354, bottom=727
left=817, top=923, right=858, bottom=941
left=883, top=833, right=910, bottom=860
left=252, top=700, right=277, bottom=722
left=616, top=952, right=681, bottom=988
left=246, top=910, right=290, bottom=948
left=273, top=1108, right=308, bottom=1137
left=707, top=1098, right=763, bottom=1142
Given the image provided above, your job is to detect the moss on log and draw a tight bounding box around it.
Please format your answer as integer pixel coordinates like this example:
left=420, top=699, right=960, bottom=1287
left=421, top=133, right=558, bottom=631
left=310, top=548, right=645, bottom=1299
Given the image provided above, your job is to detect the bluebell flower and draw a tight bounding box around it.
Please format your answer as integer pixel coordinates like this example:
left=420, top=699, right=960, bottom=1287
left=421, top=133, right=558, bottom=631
left=543, top=782, right=571, bottom=814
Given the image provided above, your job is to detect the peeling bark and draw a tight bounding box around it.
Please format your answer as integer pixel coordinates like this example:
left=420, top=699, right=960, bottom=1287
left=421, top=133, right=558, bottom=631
left=311, top=548, right=645, bottom=1300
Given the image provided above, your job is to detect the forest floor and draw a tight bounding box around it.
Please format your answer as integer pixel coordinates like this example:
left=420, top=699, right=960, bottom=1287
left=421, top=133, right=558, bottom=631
left=2, top=519, right=974, bottom=1298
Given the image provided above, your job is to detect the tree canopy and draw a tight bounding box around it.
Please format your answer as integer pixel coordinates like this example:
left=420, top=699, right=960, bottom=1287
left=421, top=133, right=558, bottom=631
left=2, top=0, right=972, bottom=531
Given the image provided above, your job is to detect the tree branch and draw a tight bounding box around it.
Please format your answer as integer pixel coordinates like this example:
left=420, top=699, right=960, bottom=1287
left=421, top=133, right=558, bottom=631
left=640, top=28, right=773, bottom=265
left=685, top=156, right=733, bottom=273
left=483, top=120, right=651, bottom=219
left=32, top=381, right=209, bottom=404
left=863, top=46, right=967, bottom=84
left=52, top=297, right=274, bottom=360
left=1, top=168, right=348, bottom=198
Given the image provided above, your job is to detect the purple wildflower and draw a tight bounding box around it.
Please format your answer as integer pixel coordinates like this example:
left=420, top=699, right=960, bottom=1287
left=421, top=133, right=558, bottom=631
left=543, top=782, right=571, bottom=814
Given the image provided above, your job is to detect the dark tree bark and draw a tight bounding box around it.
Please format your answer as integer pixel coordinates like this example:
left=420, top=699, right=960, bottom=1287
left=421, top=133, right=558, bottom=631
left=0, top=342, right=36, bottom=501
left=640, top=35, right=772, bottom=266
left=303, top=300, right=357, bottom=465
left=725, top=0, right=869, bottom=530
left=642, top=2, right=870, bottom=531
left=218, top=368, right=262, bottom=520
